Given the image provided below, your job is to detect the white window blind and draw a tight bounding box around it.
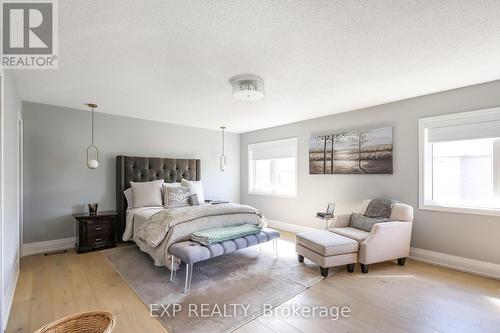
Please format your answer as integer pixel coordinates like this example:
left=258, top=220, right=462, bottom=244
left=419, top=107, right=500, bottom=216
left=427, top=119, right=500, bottom=143
left=248, top=138, right=297, bottom=197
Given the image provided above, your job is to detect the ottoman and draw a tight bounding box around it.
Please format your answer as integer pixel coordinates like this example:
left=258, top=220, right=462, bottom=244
left=296, top=230, right=358, bottom=277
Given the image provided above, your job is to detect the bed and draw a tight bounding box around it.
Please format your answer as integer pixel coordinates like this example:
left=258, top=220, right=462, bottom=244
left=116, top=156, right=279, bottom=291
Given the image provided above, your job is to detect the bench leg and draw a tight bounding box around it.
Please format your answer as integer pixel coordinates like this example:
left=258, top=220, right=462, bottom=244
left=184, top=263, right=193, bottom=293
left=258, top=245, right=262, bottom=255
left=273, top=238, right=278, bottom=259
left=170, top=255, right=177, bottom=282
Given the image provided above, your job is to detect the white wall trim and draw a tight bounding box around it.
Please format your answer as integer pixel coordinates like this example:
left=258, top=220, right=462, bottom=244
left=409, top=247, right=500, bottom=280
left=22, top=237, right=76, bottom=257
left=3, top=259, right=19, bottom=326
left=267, top=219, right=317, bottom=233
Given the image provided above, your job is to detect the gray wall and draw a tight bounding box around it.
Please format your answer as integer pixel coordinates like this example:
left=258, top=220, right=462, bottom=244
left=23, top=102, right=240, bottom=243
left=1, top=71, right=21, bottom=327
left=241, top=80, right=500, bottom=265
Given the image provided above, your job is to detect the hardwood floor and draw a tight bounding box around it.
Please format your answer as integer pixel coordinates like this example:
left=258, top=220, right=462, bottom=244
left=7, top=239, right=500, bottom=333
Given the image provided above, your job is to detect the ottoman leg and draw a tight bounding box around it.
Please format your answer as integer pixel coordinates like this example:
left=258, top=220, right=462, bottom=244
left=297, top=254, right=304, bottom=263
left=360, top=263, right=369, bottom=274
left=320, top=266, right=329, bottom=277
left=397, top=257, right=407, bottom=266
left=346, top=263, right=355, bottom=273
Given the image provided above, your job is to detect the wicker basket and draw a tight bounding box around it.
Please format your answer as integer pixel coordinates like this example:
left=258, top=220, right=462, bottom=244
left=34, top=311, right=116, bottom=333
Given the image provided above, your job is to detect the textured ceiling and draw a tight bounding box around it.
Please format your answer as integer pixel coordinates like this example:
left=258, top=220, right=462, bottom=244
left=12, top=0, right=500, bottom=133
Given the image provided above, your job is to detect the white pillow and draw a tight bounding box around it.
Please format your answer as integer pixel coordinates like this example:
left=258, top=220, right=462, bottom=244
left=130, top=180, right=164, bottom=208
left=181, top=179, right=205, bottom=203
left=124, top=188, right=133, bottom=208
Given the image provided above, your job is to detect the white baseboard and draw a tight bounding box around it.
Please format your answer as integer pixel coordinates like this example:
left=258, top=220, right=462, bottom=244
left=409, top=247, right=500, bottom=280
left=22, top=237, right=76, bottom=257
left=267, top=219, right=317, bottom=233
left=3, top=259, right=20, bottom=329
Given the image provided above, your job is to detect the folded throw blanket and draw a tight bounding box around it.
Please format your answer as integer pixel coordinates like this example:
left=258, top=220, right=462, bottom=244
left=364, top=199, right=398, bottom=218
left=191, top=224, right=263, bottom=245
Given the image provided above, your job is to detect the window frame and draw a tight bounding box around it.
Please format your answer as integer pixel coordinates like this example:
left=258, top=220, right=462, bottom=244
left=418, top=107, right=500, bottom=216
left=248, top=137, right=298, bottom=198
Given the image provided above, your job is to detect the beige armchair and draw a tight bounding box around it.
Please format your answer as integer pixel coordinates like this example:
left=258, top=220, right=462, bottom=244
left=329, top=200, right=414, bottom=273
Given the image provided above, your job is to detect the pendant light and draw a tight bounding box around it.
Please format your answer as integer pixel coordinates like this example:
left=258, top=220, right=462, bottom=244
left=220, top=126, right=227, bottom=171
left=86, top=103, right=99, bottom=169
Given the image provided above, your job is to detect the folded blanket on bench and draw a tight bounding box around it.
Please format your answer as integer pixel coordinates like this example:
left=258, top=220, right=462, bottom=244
left=190, top=224, right=263, bottom=245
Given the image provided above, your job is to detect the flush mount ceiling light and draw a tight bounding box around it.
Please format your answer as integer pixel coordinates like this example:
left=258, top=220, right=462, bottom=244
left=231, top=75, right=265, bottom=101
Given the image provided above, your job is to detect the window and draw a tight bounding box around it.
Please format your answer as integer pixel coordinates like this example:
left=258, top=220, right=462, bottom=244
left=419, top=108, right=500, bottom=215
left=248, top=138, right=297, bottom=197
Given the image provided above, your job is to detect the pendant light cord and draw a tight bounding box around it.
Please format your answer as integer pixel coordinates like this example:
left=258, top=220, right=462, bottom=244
left=91, top=106, right=95, bottom=146
left=221, top=126, right=226, bottom=156
left=222, top=128, right=225, bottom=155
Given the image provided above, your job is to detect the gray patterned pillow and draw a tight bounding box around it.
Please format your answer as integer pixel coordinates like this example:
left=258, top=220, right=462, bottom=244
left=350, top=213, right=388, bottom=232
left=165, top=186, right=191, bottom=207
left=350, top=213, right=365, bottom=229
left=188, top=193, right=200, bottom=206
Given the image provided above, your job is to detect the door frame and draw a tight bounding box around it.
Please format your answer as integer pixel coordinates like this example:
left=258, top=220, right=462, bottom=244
left=0, top=70, right=5, bottom=332
left=18, top=113, right=23, bottom=259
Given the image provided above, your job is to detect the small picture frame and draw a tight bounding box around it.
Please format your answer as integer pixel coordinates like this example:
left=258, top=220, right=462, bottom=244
left=326, top=203, right=335, bottom=215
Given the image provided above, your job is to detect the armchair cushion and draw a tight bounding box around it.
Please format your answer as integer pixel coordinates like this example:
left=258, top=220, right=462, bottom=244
left=330, top=227, right=370, bottom=242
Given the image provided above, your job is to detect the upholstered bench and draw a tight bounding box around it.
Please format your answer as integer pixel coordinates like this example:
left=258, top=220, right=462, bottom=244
left=296, top=230, right=358, bottom=277
left=169, top=227, right=280, bottom=292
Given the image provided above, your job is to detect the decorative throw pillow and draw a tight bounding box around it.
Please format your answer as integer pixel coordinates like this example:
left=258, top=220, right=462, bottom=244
left=363, top=199, right=398, bottom=218
left=162, top=182, right=181, bottom=205
left=350, top=213, right=388, bottom=232
left=188, top=193, right=200, bottom=206
left=181, top=179, right=205, bottom=203
left=350, top=213, right=366, bottom=229
left=130, top=180, right=164, bottom=208
left=165, top=186, right=191, bottom=207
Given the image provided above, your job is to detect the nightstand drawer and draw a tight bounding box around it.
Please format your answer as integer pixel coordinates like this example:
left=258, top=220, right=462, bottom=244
left=87, top=222, right=112, bottom=235
left=86, top=233, right=112, bottom=247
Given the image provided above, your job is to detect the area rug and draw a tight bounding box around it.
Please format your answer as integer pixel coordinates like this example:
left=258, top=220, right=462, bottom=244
left=103, top=239, right=323, bottom=333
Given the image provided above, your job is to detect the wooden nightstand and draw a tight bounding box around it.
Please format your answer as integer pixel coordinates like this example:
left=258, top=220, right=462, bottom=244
left=73, top=211, right=118, bottom=253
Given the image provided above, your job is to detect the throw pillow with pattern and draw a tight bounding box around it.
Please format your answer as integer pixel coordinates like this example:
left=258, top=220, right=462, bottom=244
left=165, top=186, right=191, bottom=207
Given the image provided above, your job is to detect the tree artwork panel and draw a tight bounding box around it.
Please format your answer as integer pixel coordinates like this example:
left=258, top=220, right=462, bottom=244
left=309, top=127, right=393, bottom=174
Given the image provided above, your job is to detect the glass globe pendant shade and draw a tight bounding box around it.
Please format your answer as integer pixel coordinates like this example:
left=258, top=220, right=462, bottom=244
left=88, top=159, right=99, bottom=169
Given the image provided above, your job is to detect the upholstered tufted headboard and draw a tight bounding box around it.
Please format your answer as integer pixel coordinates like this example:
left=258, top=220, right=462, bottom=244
left=116, top=155, right=201, bottom=240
